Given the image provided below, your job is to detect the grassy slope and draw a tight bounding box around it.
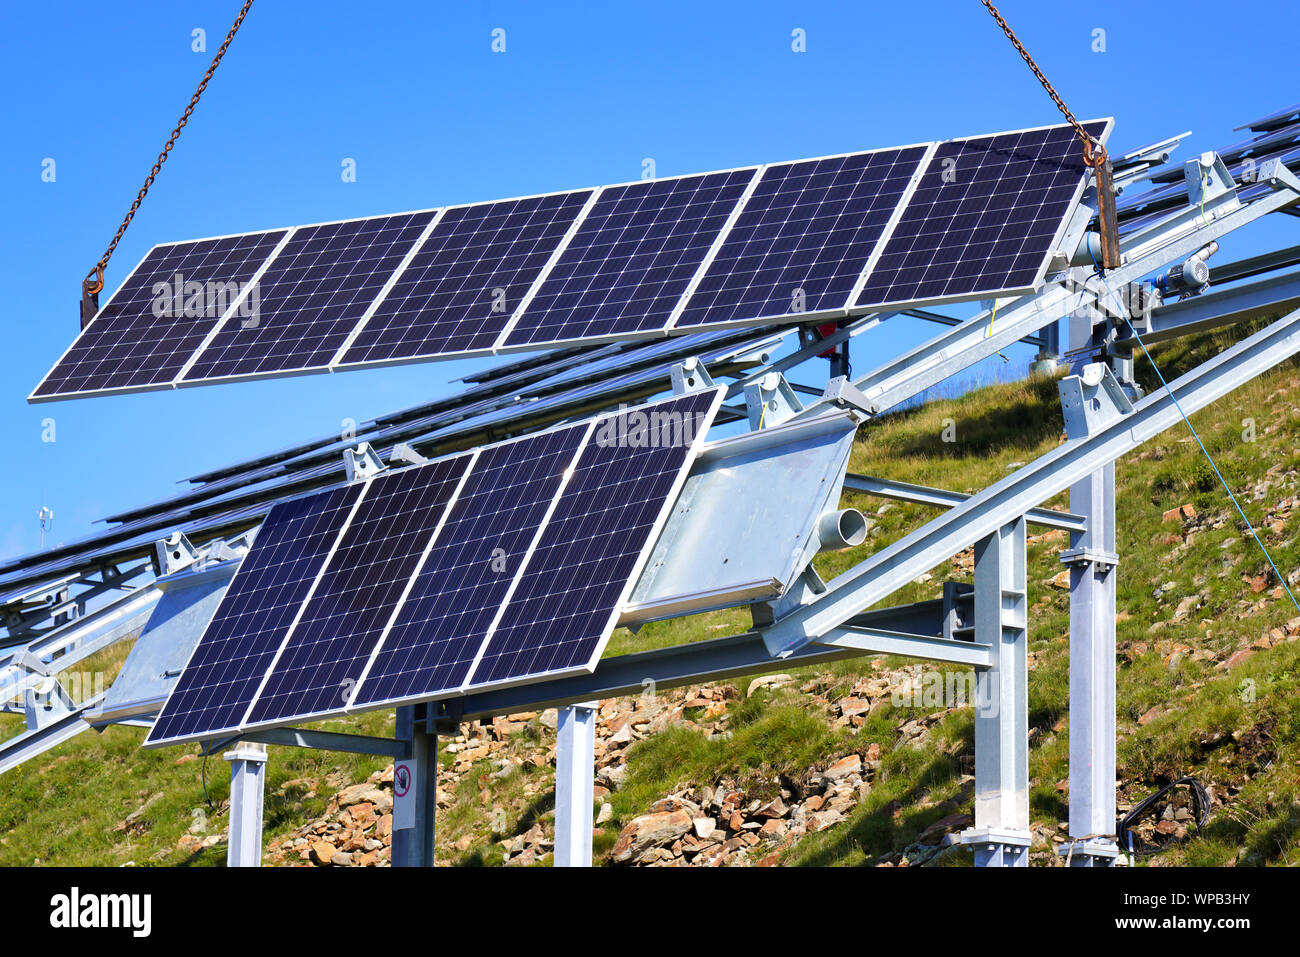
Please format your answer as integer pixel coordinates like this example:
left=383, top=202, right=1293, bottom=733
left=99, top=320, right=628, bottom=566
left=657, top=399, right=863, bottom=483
left=3, top=317, right=1298, bottom=866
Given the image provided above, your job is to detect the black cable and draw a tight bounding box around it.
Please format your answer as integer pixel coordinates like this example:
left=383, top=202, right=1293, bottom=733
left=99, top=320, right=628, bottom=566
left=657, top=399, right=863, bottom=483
left=1117, top=776, right=1211, bottom=852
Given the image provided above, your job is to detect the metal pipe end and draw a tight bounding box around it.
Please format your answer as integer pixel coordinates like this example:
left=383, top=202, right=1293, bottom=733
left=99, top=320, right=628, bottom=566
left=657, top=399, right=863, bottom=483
left=817, top=508, right=869, bottom=551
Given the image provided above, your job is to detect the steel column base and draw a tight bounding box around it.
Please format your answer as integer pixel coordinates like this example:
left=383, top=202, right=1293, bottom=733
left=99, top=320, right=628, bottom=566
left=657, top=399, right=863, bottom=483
left=960, top=827, right=1032, bottom=867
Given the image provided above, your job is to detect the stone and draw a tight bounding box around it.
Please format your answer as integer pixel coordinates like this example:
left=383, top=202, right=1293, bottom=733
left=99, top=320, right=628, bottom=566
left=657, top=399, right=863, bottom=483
left=918, top=812, right=972, bottom=845
left=335, top=783, right=390, bottom=811
left=611, top=810, right=693, bottom=864
left=820, top=755, right=863, bottom=786
left=692, top=817, right=716, bottom=840
left=310, top=841, right=335, bottom=865
left=747, top=674, right=793, bottom=696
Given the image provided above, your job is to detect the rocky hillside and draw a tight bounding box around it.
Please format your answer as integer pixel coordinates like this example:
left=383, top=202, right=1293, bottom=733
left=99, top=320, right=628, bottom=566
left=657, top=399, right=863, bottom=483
left=2, top=316, right=1299, bottom=867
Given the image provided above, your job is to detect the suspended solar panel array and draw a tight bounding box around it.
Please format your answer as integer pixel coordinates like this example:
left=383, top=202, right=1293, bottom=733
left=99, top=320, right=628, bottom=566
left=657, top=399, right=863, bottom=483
left=144, top=389, right=722, bottom=746
left=34, top=120, right=1110, bottom=402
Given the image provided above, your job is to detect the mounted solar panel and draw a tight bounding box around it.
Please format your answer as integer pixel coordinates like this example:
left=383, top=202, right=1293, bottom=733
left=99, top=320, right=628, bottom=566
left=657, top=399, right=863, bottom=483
left=854, top=120, right=1111, bottom=310
left=671, top=146, right=930, bottom=330
left=31, top=229, right=288, bottom=400
left=498, top=169, right=759, bottom=349
left=144, top=483, right=364, bottom=746
left=180, top=210, right=438, bottom=383
left=464, top=390, right=719, bottom=689
left=240, top=453, right=471, bottom=729
left=337, top=190, right=595, bottom=367
left=33, top=120, right=1110, bottom=403
left=349, top=422, right=591, bottom=709
left=142, top=390, right=722, bottom=745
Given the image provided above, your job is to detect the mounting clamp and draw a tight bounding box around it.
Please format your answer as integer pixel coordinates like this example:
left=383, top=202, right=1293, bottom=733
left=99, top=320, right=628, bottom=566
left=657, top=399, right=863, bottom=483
left=744, top=372, right=803, bottom=429
left=670, top=357, right=715, bottom=394
left=344, top=442, right=388, bottom=482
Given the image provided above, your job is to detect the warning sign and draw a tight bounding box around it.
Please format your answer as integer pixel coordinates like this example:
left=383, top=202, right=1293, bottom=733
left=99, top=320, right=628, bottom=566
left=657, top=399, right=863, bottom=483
left=393, top=759, right=417, bottom=830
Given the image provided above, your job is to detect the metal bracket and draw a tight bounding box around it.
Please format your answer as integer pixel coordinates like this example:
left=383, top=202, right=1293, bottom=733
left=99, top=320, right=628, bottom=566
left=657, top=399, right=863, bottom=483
left=820, top=375, right=874, bottom=417
left=743, top=372, right=802, bottom=428
left=389, top=443, right=428, bottom=467
left=1060, top=546, right=1118, bottom=569
left=344, top=442, right=388, bottom=482
left=1242, top=156, right=1300, bottom=201
left=1058, top=363, right=1133, bottom=440
left=1186, top=151, right=1239, bottom=211
left=670, top=356, right=716, bottom=394
left=153, top=532, right=200, bottom=577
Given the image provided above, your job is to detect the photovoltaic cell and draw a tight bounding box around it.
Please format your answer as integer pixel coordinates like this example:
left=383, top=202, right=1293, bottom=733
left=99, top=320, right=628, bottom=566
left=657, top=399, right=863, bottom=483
left=242, top=453, right=470, bottom=727
left=467, top=390, right=718, bottom=687
left=350, top=423, right=589, bottom=708
left=674, top=148, right=929, bottom=329
left=501, top=170, right=756, bottom=348
left=144, top=483, right=363, bottom=746
left=338, top=191, right=594, bottom=366
left=182, top=211, right=436, bottom=381
left=856, top=121, right=1109, bottom=309
left=31, top=230, right=287, bottom=399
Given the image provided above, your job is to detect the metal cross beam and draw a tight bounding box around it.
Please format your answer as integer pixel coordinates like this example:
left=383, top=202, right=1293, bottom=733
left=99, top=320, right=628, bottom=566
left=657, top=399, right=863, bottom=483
left=763, top=303, right=1300, bottom=657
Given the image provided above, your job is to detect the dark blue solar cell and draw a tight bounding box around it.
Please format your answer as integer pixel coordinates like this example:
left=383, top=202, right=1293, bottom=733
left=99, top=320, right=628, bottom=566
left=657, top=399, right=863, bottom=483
left=857, top=121, right=1109, bottom=308
left=501, top=170, right=756, bottom=347
left=674, top=148, right=928, bottom=328
left=145, top=483, right=363, bottom=746
left=242, top=453, right=471, bottom=728
left=350, top=422, right=590, bottom=708
left=338, top=191, right=594, bottom=365
left=467, top=391, right=719, bottom=687
left=182, top=211, right=437, bottom=381
left=32, top=230, right=287, bottom=400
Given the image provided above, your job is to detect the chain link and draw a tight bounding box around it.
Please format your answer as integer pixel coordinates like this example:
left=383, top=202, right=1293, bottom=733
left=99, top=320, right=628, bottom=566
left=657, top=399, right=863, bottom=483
left=979, top=0, right=1105, bottom=169
left=83, top=0, right=256, bottom=296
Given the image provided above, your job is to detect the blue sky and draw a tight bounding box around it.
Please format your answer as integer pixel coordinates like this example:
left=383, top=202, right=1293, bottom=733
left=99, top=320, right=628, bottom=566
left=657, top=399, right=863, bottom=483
left=1, top=0, right=1294, bottom=561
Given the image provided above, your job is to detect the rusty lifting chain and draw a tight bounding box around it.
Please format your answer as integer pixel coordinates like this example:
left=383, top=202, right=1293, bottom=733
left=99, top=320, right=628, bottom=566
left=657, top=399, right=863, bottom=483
left=978, top=0, right=1120, bottom=270
left=80, top=0, right=256, bottom=328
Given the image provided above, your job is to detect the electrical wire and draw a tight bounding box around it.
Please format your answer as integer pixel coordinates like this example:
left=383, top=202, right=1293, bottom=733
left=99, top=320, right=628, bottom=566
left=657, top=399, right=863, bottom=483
left=1089, top=265, right=1300, bottom=614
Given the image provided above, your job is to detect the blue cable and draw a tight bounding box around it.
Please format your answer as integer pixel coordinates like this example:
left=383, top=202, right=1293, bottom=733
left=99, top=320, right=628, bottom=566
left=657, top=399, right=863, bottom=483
left=1088, top=264, right=1300, bottom=615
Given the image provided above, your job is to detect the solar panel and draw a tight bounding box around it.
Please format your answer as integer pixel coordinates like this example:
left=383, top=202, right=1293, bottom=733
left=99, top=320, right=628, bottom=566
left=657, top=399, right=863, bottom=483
left=337, top=190, right=594, bottom=367
left=141, top=390, right=721, bottom=743
left=348, top=423, right=590, bottom=709
left=144, top=483, right=364, bottom=746
left=31, top=230, right=288, bottom=401
left=33, top=121, right=1109, bottom=402
left=672, top=147, right=929, bottom=330
left=466, top=390, right=720, bottom=689
left=855, top=120, right=1110, bottom=309
left=240, top=453, right=471, bottom=729
left=180, top=211, right=437, bottom=382
left=499, top=169, right=758, bottom=349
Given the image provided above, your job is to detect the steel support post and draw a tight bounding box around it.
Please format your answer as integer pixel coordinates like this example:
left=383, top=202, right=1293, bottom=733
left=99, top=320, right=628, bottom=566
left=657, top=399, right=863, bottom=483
left=961, top=517, right=1031, bottom=866
left=391, top=705, right=437, bottom=867
left=224, top=742, right=267, bottom=867
left=1060, top=306, right=1122, bottom=865
left=553, top=701, right=598, bottom=867
left=1062, top=463, right=1120, bottom=865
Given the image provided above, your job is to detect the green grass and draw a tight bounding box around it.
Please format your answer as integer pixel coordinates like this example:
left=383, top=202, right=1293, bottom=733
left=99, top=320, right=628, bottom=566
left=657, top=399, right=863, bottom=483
left=4, top=314, right=1300, bottom=866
